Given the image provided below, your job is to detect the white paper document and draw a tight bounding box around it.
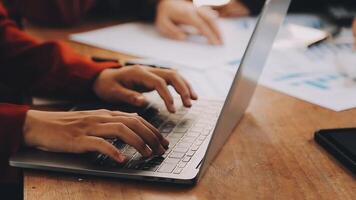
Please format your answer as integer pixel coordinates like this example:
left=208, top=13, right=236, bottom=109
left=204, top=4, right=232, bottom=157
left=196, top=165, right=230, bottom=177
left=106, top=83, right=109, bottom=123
left=70, top=17, right=326, bottom=70
left=71, top=19, right=253, bottom=69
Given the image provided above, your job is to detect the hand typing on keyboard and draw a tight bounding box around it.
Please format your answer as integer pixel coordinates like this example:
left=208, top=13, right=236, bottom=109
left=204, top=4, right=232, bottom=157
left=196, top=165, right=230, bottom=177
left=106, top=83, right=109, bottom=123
left=24, top=109, right=169, bottom=164
left=23, top=65, right=198, bottom=167
left=94, top=65, right=198, bottom=113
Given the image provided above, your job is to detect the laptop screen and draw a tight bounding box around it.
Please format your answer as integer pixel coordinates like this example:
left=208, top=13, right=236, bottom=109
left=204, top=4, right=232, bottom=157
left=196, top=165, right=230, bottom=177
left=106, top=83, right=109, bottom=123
left=198, top=0, right=291, bottom=180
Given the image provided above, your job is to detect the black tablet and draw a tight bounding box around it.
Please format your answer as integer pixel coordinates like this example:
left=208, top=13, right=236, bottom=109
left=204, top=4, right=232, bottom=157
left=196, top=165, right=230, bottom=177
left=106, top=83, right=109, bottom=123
left=314, top=128, right=356, bottom=175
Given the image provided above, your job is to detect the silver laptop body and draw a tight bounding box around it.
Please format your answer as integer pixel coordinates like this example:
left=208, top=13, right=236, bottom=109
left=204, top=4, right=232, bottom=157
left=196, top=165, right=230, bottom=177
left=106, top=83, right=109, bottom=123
left=10, top=0, right=291, bottom=185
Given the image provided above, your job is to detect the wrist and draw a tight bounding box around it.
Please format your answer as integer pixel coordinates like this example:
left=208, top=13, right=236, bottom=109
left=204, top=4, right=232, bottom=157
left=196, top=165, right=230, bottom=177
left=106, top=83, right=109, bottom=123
left=23, top=110, right=37, bottom=147
left=93, top=68, right=118, bottom=100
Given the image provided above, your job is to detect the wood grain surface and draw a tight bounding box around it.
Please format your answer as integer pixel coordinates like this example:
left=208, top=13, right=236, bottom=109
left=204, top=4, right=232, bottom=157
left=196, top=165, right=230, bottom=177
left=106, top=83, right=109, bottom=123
left=23, top=20, right=356, bottom=200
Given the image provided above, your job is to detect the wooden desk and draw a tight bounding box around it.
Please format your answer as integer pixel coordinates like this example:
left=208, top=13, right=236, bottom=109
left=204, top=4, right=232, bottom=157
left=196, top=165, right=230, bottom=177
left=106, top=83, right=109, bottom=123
left=24, top=22, right=356, bottom=200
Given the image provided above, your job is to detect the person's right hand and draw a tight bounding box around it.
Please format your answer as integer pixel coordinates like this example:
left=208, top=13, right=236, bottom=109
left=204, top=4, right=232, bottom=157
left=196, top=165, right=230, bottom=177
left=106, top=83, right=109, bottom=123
left=155, top=0, right=222, bottom=45
left=213, top=0, right=250, bottom=18
left=23, top=109, right=169, bottom=163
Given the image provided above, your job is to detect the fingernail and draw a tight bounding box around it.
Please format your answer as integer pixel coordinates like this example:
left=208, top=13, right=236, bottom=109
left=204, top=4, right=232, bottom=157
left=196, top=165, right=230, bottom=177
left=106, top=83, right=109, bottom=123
left=185, top=100, right=192, bottom=107
left=135, top=96, right=145, bottom=106
left=170, top=106, right=176, bottom=113
left=190, top=91, right=198, bottom=100
left=144, top=146, right=153, bottom=157
left=117, top=154, right=126, bottom=163
left=193, top=93, right=198, bottom=100
left=158, top=146, right=166, bottom=155
left=162, top=138, right=170, bottom=148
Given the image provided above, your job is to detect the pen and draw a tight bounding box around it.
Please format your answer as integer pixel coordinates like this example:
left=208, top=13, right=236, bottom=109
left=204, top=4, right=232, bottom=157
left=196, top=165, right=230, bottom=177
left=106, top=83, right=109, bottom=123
left=307, top=26, right=342, bottom=48
left=91, top=56, right=120, bottom=63
left=91, top=56, right=171, bottom=69
left=125, top=61, right=171, bottom=69
left=307, top=37, right=329, bottom=48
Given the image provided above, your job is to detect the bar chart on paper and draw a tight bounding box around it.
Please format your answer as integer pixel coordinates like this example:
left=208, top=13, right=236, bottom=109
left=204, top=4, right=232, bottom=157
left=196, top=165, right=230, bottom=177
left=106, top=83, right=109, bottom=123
left=260, top=40, right=356, bottom=111
left=261, top=70, right=356, bottom=111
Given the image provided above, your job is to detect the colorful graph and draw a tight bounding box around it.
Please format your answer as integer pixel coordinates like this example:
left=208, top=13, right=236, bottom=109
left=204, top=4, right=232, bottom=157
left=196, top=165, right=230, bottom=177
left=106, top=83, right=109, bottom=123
left=274, top=73, right=346, bottom=91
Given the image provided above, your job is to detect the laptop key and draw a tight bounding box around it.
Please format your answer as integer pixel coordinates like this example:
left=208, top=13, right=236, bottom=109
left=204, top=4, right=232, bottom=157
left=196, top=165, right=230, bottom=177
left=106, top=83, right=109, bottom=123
left=178, top=162, right=187, bottom=168
left=169, top=152, right=185, bottom=159
left=177, top=142, right=192, bottom=148
left=173, top=147, right=189, bottom=153
left=173, top=167, right=183, bottom=174
left=186, top=131, right=200, bottom=137
left=174, top=127, right=188, bottom=133
left=147, top=165, right=159, bottom=172
left=148, top=156, right=164, bottom=165
left=181, top=136, right=196, bottom=143
left=167, top=138, right=180, bottom=146
left=191, top=127, right=204, bottom=132
left=177, top=119, right=193, bottom=128
left=197, top=135, right=206, bottom=141
left=160, top=121, right=175, bottom=133
left=191, top=145, right=200, bottom=151
left=161, top=126, right=174, bottom=134
left=186, top=150, right=195, bottom=157
left=165, top=158, right=180, bottom=164
left=182, top=156, right=191, bottom=162
left=142, top=165, right=152, bottom=170
left=201, top=128, right=211, bottom=136
left=194, top=140, right=203, bottom=146
left=170, top=132, right=184, bottom=139
left=158, top=163, right=176, bottom=173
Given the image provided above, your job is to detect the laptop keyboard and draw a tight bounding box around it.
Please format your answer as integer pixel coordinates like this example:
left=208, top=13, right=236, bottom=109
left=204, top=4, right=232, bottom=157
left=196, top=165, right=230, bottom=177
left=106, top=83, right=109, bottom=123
left=94, top=101, right=222, bottom=174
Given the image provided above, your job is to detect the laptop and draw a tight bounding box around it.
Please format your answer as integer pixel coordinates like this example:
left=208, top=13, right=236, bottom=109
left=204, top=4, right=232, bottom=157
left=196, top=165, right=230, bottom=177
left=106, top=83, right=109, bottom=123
left=10, top=0, right=291, bottom=185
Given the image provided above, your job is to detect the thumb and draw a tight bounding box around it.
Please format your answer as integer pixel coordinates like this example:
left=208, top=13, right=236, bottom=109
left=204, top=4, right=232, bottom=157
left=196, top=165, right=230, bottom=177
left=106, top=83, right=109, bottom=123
left=114, top=85, right=147, bottom=107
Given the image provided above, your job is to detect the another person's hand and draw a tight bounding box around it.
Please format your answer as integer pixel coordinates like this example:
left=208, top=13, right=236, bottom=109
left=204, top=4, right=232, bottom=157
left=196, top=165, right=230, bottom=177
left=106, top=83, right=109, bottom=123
left=94, top=65, right=198, bottom=113
left=24, top=109, right=170, bottom=163
left=213, top=0, right=250, bottom=17
left=155, top=0, right=222, bottom=45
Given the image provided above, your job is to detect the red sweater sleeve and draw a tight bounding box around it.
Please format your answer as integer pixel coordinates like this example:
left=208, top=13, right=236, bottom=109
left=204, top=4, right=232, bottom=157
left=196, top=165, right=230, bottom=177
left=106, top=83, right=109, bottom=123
left=15, top=0, right=97, bottom=26
left=0, top=3, right=118, bottom=183
left=0, top=3, right=119, bottom=98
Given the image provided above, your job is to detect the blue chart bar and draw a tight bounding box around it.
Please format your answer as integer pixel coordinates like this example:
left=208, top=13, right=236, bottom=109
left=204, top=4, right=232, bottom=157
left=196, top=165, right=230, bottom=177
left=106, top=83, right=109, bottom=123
left=274, top=73, right=342, bottom=91
left=304, top=80, right=329, bottom=90
left=274, top=73, right=307, bottom=81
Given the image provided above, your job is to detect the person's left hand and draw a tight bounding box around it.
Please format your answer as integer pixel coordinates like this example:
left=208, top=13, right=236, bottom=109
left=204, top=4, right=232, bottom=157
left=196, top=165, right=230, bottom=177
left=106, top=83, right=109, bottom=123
left=93, top=65, right=198, bottom=113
